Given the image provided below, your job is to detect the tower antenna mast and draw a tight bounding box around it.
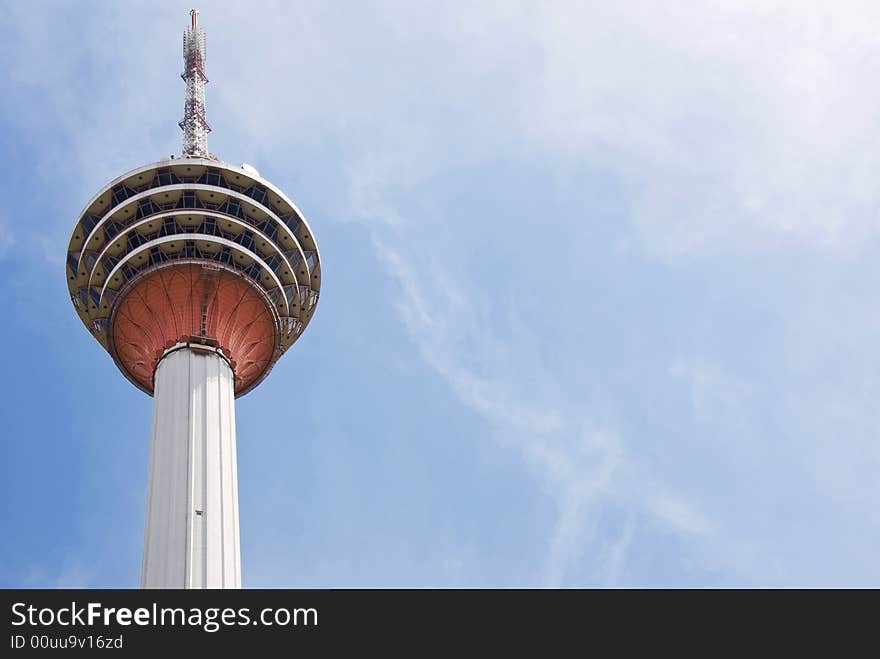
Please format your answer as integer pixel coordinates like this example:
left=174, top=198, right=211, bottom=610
left=180, top=8, right=211, bottom=157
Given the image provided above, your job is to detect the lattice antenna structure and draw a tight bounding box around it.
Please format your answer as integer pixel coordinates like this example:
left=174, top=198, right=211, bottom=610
left=180, top=8, right=211, bottom=158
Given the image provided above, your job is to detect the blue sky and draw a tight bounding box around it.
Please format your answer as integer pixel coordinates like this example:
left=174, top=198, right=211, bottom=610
left=1, top=0, right=879, bottom=587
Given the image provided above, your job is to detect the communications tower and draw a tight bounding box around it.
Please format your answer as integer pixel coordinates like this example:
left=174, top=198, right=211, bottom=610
left=65, top=9, right=321, bottom=588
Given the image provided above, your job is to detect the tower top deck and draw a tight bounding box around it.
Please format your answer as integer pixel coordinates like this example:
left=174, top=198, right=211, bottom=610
left=66, top=13, right=321, bottom=396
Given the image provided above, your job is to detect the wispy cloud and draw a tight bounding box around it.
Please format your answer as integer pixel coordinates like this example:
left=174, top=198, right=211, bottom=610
left=365, top=227, right=733, bottom=585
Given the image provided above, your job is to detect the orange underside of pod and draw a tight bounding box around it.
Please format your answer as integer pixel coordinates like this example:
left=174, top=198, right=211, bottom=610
left=111, top=265, right=276, bottom=393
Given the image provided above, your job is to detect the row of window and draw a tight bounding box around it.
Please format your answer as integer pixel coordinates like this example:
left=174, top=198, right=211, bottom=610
left=96, top=226, right=308, bottom=285
left=70, top=228, right=316, bottom=287
left=73, top=242, right=318, bottom=318
left=109, top=167, right=274, bottom=208
left=76, top=191, right=303, bottom=273
left=116, top=218, right=302, bottom=266
left=102, top=192, right=300, bottom=241
left=117, top=243, right=264, bottom=285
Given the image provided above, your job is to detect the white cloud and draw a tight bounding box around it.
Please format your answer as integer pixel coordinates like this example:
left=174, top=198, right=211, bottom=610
left=522, top=1, right=880, bottom=256
left=367, top=230, right=744, bottom=584
left=189, top=0, right=880, bottom=261
left=10, top=2, right=880, bottom=258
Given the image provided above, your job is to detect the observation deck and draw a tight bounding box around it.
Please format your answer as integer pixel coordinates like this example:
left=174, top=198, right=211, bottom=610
left=66, top=157, right=321, bottom=396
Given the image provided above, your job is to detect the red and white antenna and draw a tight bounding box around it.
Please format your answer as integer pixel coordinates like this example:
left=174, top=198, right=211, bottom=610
left=179, top=8, right=211, bottom=158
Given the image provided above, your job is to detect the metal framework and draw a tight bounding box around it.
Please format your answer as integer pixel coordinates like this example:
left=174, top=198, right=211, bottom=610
left=180, top=9, right=211, bottom=158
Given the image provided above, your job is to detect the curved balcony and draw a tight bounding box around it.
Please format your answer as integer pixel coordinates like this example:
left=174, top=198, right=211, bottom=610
left=66, top=158, right=322, bottom=397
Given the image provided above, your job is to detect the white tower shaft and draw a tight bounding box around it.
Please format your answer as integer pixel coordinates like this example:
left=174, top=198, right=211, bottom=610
left=141, top=347, right=241, bottom=589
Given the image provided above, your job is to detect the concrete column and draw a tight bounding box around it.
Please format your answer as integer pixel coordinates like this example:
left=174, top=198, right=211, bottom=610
left=141, top=346, right=241, bottom=588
